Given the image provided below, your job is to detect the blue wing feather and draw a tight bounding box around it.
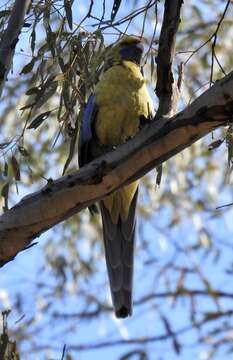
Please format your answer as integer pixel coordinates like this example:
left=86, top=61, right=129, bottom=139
left=80, top=94, right=97, bottom=146
left=79, top=94, right=98, bottom=168
left=79, top=94, right=99, bottom=214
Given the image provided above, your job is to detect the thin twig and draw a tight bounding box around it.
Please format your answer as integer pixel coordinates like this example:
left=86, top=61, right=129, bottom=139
left=210, top=0, right=231, bottom=85
left=184, top=0, right=231, bottom=67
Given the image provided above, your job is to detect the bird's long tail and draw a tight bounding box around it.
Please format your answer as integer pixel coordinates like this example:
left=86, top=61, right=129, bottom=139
left=100, top=190, right=138, bottom=318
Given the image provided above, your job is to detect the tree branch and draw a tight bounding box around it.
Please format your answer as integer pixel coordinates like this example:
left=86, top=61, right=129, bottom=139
left=31, top=323, right=193, bottom=352
left=156, top=0, right=183, bottom=117
left=0, top=70, right=233, bottom=266
left=0, top=0, right=31, bottom=96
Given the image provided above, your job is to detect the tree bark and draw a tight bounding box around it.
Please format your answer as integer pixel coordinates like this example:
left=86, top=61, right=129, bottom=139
left=156, top=0, right=183, bottom=117
left=0, top=0, right=31, bottom=96
left=0, top=70, right=233, bottom=266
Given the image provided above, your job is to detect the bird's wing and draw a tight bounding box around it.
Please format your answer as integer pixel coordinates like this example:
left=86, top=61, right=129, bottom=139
left=100, top=189, right=138, bottom=318
left=79, top=94, right=98, bottom=168
left=79, top=94, right=99, bottom=214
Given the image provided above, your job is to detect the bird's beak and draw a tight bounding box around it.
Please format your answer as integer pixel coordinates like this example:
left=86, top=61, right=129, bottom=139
left=119, top=42, right=144, bottom=65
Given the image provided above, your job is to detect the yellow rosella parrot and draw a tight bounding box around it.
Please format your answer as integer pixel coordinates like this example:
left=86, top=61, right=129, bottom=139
left=79, top=37, right=154, bottom=318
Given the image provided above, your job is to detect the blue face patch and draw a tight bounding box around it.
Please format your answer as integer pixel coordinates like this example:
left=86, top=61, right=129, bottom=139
left=119, top=42, right=144, bottom=65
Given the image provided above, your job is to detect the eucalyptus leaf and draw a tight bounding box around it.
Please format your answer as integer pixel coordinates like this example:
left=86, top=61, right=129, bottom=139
left=20, top=59, right=35, bottom=74
left=11, top=156, right=20, bottom=181
left=27, top=111, right=51, bottom=130
left=64, top=0, right=73, bottom=30
left=111, top=0, right=122, bottom=21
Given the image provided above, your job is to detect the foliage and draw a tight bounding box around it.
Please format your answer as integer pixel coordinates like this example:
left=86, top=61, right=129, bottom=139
left=0, top=311, right=20, bottom=360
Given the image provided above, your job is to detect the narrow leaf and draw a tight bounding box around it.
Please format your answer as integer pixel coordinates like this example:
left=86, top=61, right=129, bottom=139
left=208, top=139, right=223, bottom=151
left=18, top=146, right=29, bottom=157
left=64, top=0, right=73, bottom=30
left=27, top=111, right=51, bottom=130
left=111, top=0, right=122, bottom=21
left=20, top=59, right=35, bottom=74
left=25, top=87, right=41, bottom=96
left=23, top=22, right=31, bottom=28
left=35, top=81, right=58, bottom=108
left=11, top=156, right=21, bottom=181
left=3, top=162, right=8, bottom=177
left=226, top=128, right=233, bottom=166
left=0, top=142, right=10, bottom=150
left=31, top=27, right=36, bottom=54
left=19, top=102, right=35, bottom=111
left=156, top=164, right=163, bottom=187
left=62, top=111, right=80, bottom=175
left=57, top=55, right=66, bottom=73
left=150, top=55, right=155, bottom=81
left=46, top=27, right=56, bottom=58
left=0, top=10, right=11, bottom=18
left=1, top=183, right=9, bottom=211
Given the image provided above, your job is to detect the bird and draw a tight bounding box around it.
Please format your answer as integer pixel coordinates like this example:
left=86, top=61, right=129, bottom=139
left=79, top=36, right=154, bottom=318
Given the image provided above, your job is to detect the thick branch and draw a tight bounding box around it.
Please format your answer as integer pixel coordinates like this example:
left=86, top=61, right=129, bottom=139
left=0, top=0, right=31, bottom=96
left=156, top=0, right=183, bottom=117
left=0, top=70, right=233, bottom=266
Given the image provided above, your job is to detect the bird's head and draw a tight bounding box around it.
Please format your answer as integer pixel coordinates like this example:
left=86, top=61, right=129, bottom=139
left=105, top=36, right=144, bottom=68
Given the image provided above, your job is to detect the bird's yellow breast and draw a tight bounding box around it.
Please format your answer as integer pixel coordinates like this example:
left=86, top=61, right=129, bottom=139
left=94, top=61, right=153, bottom=223
left=95, top=61, right=153, bottom=146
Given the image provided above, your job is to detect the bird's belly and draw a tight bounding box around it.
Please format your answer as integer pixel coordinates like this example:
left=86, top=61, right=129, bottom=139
left=94, top=63, right=153, bottom=222
left=94, top=63, right=153, bottom=146
left=95, top=96, right=143, bottom=222
left=95, top=94, right=147, bottom=146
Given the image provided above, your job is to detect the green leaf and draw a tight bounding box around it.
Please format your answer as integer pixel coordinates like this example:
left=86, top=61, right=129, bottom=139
left=64, top=0, right=73, bottom=30
left=18, top=146, right=29, bottom=157
left=150, top=55, right=155, bottom=81
left=25, top=86, right=41, bottom=96
left=57, top=55, right=66, bottom=73
left=11, top=156, right=21, bottom=181
left=23, top=22, right=31, bottom=28
left=43, top=1, right=56, bottom=57
left=62, top=110, right=81, bottom=175
left=19, top=102, right=35, bottom=111
left=31, top=27, right=36, bottom=54
left=62, top=81, right=70, bottom=109
left=208, top=139, right=223, bottom=151
left=0, top=142, right=10, bottom=150
left=111, top=0, right=122, bottom=21
left=226, top=127, right=233, bottom=166
left=35, top=80, right=58, bottom=108
left=20, top=59, right=35, bottom=74
left=46, top=28, right=56, bottom=58
left=27, top=111, right=51, bottom=130
left=0, top=10, right=11, bottom=18
left=156, top=164, right=163, bottom=187
left=3, top=162, right=8, bottom=177
left=1, top=183, right=9, bottom=211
